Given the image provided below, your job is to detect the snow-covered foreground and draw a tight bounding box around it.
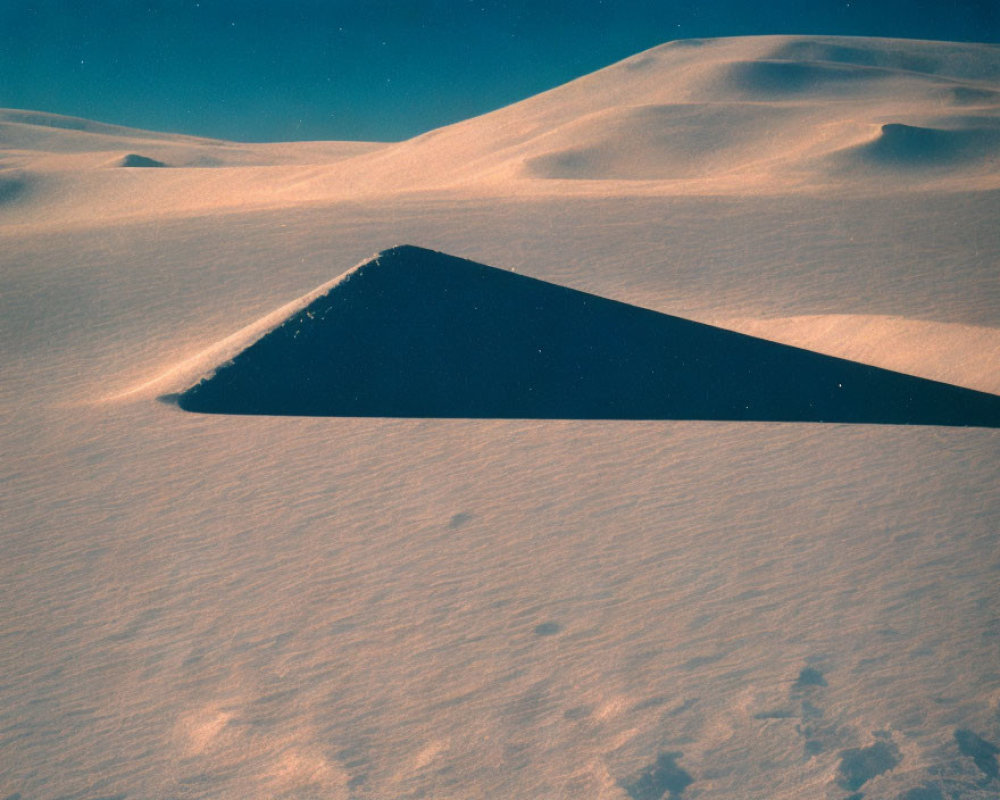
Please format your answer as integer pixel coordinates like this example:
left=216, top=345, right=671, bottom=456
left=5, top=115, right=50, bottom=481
left=2, top=35, right=999, bottom=800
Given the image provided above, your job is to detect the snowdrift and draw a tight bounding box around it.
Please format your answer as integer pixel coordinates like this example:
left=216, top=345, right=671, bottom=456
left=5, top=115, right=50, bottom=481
left=175, top=246, right=1000, bottom=425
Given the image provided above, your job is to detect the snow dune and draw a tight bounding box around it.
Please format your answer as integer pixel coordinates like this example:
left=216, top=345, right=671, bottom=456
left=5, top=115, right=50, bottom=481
left=0, top=108, right=387, bottom=165
left=2, top=34, right=999, bottom=800
left=849, top=121, right=1000, bottom=171
left=118, top=153, right=168, bottom=168
left=3, top=36, right=998, bottom=230
left=305, top=35, right=1000, bottom=194
left=717, top=315, right=1000, bottom=396
left=175, top=245, right=1000, bottom=426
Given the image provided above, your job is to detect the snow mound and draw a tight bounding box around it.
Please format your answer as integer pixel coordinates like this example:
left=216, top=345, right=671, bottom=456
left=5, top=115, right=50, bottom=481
left=174, top=246, right=1000, bottom=425
left=944, top=86, right=1000, bottom=106
left=0, top=173, right=30, bottom=205
left=0, top=108, right=175, bottom=138
left=723, top=59, right=894, bottom=98
left=852, top=121, right=1000, bottom=170
left=523, top=103, right=805, bottom=180
left=118, top=153, right=168, bottom=168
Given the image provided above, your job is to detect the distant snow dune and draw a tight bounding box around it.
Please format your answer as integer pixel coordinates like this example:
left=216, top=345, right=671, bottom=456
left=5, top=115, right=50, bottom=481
left=850, top=121, right=1000, bottom=170
left=513, top=36, right=1000, bottom=189
left=2, top=34, right=999, bottom=800
left=2, top=34, right=998, bottom=226
left=336, top=34, right=1000, bottom=193
left=118, top=153, right=168, bottom=168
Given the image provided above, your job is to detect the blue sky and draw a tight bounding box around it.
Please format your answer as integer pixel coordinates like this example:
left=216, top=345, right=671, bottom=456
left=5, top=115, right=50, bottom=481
left=2, top=1, right=997, bottom=142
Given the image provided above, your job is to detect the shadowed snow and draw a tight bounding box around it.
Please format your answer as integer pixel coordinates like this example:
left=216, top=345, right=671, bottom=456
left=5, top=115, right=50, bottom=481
left=176, top=245, right=1000, bottom=425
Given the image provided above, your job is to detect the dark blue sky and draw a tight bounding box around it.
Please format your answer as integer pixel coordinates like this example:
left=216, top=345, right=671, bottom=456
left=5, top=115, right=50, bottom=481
left=2, top=1, right=997, bottom=142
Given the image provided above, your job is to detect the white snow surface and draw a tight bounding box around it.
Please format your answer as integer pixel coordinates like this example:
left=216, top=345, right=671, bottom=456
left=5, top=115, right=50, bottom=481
left=1, top=35, right=999, bottom=800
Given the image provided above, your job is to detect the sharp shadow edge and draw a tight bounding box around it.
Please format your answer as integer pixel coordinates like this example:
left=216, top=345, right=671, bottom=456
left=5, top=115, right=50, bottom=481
left=172, top=246, right=1000, bottom=427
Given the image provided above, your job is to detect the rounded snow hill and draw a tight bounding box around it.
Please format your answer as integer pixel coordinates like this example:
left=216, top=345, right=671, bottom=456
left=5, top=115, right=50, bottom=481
left=2, top=35, right=997, bottom=230
left=290, top=35, right=1000, bottom=196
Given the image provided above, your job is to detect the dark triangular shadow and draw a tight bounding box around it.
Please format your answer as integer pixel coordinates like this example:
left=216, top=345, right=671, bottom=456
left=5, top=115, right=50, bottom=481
left=174, top=245, right=1000, bottom=426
